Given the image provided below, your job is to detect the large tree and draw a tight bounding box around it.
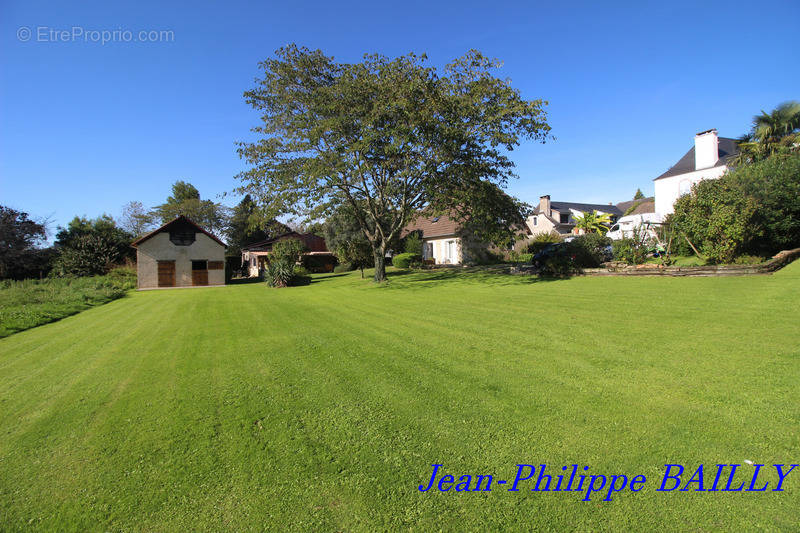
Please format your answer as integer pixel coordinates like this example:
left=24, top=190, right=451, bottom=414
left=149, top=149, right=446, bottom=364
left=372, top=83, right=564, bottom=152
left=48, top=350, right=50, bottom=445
left=226, top=194, right=287, bottom=255
left=235, top=45, right=550, bottom=281
left=119, top=201, right=154, bottom=237
left=152, top=180, right=229, bottom=236
left=52, top=215, right=134, bottom=276
left=323, top=203, right=375, bottom=278
left=0, top=206, right=51, bottom=280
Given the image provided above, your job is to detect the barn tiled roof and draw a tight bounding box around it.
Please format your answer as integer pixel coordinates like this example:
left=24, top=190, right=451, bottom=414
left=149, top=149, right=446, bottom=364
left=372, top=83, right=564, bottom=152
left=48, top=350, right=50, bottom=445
left=131, top=215, right=226, bottom=248
left=403, top=214, right=461, bottom=238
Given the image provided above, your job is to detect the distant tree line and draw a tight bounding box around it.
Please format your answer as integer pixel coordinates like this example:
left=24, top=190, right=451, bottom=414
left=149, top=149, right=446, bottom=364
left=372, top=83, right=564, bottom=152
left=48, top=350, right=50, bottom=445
left=0, top=180, right=284, bottom=280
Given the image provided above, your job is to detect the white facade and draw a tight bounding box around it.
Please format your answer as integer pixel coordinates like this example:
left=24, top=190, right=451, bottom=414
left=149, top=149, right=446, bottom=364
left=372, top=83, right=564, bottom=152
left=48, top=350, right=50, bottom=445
left=422, top=236, right=462, bottom=265
left=654, top=165, right=728, bottom=215
left=136, top=232, right=225, bottom=289
left=654, top=129, right=731, bottom=216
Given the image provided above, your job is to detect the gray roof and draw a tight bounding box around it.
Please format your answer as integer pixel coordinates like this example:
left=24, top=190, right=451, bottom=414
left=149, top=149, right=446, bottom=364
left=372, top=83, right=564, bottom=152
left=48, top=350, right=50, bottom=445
left=534, top=201, right=623, bottom=217
left=654, top=137, right=739, bottom=181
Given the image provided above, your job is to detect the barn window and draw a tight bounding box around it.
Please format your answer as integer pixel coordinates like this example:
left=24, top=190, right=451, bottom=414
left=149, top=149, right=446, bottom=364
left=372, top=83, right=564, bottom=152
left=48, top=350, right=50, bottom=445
left=192, top=260, right=207, bottom=271
left=170, top=231, right=196, bottom=246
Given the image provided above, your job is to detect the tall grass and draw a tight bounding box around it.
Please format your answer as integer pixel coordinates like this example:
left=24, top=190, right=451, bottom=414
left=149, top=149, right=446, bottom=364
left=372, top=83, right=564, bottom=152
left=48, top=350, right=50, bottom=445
left=0, top=267, right=136, bottom=338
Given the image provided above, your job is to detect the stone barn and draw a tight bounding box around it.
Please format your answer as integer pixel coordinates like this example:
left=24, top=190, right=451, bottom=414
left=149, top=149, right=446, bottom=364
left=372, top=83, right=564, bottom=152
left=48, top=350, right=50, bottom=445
left=131, top=216, right=226, bottom=289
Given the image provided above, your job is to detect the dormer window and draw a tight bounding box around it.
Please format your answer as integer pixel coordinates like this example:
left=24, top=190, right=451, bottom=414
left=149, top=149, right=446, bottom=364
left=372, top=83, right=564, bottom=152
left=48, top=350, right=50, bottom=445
left=559, top=213, right=570, bottom=224
left=169, top=231, right=196, bottom=246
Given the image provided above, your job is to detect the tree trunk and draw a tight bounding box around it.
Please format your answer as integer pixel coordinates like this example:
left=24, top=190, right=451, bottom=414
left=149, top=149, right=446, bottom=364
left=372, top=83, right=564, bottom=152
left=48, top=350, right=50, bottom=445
left=373, top=245, right=386, bottom=282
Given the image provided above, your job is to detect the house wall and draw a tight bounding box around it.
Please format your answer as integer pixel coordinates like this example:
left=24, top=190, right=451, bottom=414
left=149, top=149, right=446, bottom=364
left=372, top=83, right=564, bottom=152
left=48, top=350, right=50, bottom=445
left=526, top=214, right=558, bottom=236
left=654, top=165, right=728, bottom=215
left=136, top=232, right=225, bottom=289
left=242, top=251, right=261, bottom=278
left=423, top=236, right=462, bottom=265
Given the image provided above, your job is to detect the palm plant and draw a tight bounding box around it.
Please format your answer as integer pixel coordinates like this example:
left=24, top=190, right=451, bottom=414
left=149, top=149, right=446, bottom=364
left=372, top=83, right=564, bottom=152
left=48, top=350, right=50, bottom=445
left=752, top=101, right=800, bottom=142
left=734, top=101, right=800, bottom=164
left=573, top=210, right=612, bottom=234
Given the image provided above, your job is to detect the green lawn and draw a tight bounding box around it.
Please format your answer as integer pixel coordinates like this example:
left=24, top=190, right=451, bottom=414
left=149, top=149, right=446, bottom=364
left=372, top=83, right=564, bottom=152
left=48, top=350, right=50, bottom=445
left=1, top=264, right=799, bottom=531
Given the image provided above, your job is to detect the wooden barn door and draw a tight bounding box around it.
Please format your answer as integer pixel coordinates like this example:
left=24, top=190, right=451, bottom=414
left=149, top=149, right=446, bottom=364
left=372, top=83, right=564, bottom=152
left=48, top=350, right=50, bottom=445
left=157, top=260, right=175, bottom=287
left=192, top=270, right=208, bottom=286
left=191, top=260, right=208, bottom=286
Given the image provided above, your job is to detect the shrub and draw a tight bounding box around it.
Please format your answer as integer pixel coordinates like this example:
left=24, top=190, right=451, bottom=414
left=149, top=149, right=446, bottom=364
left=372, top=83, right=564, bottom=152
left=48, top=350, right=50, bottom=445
left=538, top=249, right=576, bottom=277
left=302, top=254, right=338, bottom=273
left=732, top=254, right=765, bottom=265
left=333, top=262, right=354, bottom=273
left=472, top=250, right=505, bottom=265
left=51, top=215, right=134, bottom=277
left=404, top=232, right=423, bottom=255
left=670, top=153, right=800, bottom=263
left=271, top=237, right=307, bottom=263
left=291, top=265, right=312, bottom=285
left=508, top=251, right=533, bottom=264
left=728, top=152, right=800, bottom=255
left=612, top=238, right=648, bottom=265
left=527, top=231, right=562, bottom=255
left=265, top=259, right=294, bottom=288
left=569, top=233, right=611, bottom=267
left=671, top=178, right=757, bottom=264
left=392, top=252, right=420, bottom=269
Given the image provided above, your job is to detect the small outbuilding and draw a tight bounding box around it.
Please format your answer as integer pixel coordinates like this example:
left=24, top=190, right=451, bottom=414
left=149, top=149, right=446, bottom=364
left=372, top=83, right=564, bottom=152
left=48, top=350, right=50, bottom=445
left=131, top=215, right=226, bottom=289
left=241, top=231, right=335, bottom=277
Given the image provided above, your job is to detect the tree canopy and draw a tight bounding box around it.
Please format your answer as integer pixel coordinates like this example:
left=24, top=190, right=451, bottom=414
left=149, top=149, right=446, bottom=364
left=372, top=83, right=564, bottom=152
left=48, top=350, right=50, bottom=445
left=226, top=194, right=287, bottom=255
left=52, top=215, right=134, bottom=276
left=235, top=45, right=550, bottom=281
left=670, top=152, right=800, bottom=262
left=323, top=203, right=374, bottom=277
left=734, top=101, right=800, bottom=164
left=0, top=206, right=50, bottom=280
left=152, top=181, right=229, bottom=236
left=120, top=201, right=154, bottom=238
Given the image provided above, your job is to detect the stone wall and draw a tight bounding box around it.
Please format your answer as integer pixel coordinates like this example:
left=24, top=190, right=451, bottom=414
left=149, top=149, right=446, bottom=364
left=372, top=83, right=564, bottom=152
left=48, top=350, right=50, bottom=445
left=582, top=248, right=800, bottom=277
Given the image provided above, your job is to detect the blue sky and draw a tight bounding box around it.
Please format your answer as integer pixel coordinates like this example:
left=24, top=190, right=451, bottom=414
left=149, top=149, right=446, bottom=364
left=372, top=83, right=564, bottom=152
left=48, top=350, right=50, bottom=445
left=2, top=0, right=798, bottom=233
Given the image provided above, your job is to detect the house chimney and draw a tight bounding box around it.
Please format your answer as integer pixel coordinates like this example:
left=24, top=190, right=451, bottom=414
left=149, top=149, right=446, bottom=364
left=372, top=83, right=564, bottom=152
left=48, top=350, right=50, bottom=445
left=539, top=195, right=551, bottom=217
left=694, top=129, right=719, bottom=170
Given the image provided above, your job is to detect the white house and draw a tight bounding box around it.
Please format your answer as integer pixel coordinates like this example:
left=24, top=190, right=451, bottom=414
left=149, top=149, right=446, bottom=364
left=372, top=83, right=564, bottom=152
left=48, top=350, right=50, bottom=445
left=403, top=214, right=464, bottom=265
left=525, top=195, right=622, bottom=236
left=653, top=129, right=740, bottom=216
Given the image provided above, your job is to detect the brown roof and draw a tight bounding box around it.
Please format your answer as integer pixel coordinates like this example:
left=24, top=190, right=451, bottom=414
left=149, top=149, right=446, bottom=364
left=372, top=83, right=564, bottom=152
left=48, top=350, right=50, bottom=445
left=403, top=214, right=461, bottom=238
left=627, top=201, right=655, bottom=215
left=131, top=215, right=226, bottom=248
left=616, top=197, right=654, bottom=213
left=242, top=231, right=329, bottom=253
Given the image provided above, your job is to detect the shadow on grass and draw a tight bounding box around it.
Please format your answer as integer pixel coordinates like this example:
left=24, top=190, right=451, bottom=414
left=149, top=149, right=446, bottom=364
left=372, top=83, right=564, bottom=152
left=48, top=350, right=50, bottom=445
left=309, top=273, right=350, bottom=284
left=228, top=277, right=263, bottom=285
